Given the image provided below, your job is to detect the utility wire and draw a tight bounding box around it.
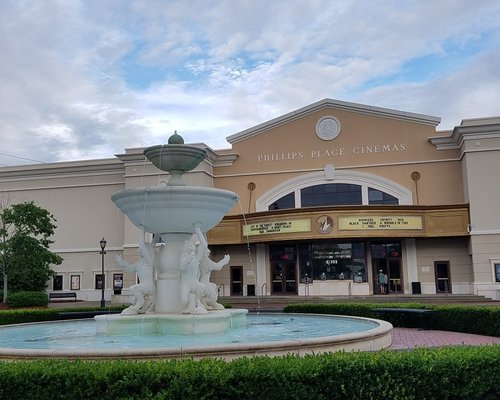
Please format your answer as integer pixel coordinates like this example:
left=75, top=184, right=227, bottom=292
left=0, top=152, right=46, bottom=164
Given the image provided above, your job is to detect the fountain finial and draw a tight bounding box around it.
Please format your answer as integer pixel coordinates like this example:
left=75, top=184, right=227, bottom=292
left=168, top=130, right=184, bottom=144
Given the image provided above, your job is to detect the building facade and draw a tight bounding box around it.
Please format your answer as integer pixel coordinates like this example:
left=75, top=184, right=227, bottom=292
left=1, top=99, right=499, bottom=300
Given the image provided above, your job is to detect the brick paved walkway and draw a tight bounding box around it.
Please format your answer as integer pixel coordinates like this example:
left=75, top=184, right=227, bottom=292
left=389, top=328, right=500, bottom=350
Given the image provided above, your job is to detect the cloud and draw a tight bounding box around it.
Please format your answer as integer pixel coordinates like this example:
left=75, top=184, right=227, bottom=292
left=0, top=0, right=499, bottom=165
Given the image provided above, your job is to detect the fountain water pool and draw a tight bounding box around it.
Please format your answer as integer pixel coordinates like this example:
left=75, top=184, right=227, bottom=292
left=0, top=313, right=392, bottom=360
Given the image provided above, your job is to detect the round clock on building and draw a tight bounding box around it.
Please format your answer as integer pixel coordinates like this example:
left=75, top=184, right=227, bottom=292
left=315, top=116, right=341, bottom=141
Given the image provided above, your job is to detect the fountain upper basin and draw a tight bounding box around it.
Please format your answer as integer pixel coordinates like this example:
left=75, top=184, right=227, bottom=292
left=143, top=144, right=207, bottom=175
left=111, top=186, right=238, bottom=234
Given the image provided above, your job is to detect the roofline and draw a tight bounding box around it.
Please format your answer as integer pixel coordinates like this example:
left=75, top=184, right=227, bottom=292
left=428, top=117, right=500, bottom=150
left=227, top=98, right=441, bottom=144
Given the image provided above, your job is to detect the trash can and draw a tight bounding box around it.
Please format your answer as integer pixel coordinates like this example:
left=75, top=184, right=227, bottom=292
left=247, top=284, right=255, bottom=296
left=411, top=281, right=422, bottom=294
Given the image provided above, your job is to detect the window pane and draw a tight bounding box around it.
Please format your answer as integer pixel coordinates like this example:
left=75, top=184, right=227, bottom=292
left=299, top=241, right=366, bottom=281
left=301, top=184, right=362, bottom=207
left=368, top=188, right=398, bottom=205
left=269, top=192, right=295, bottom=210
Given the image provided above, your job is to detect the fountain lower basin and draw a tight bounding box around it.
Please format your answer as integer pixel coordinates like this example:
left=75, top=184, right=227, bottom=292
left=0, top=313, right=392, bottom=360
left=95, top=309, right=248, bottom=335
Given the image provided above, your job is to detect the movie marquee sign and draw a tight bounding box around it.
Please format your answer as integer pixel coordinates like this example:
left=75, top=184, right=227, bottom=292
left=243, top=219, right=311, bottom=236
left=243, top=216, right=422, bottom=237
left=339, top=216, right=423, bottom=230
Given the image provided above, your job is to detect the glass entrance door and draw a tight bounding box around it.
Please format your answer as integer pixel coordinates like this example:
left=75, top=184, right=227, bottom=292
left=388, top=259, right=402, bottom=294
left=371, top=242, right=402, bottom=294
left=271, top=261, right=297, bottom=294
left=270, top=244, right=298, bottom=295
left=372, top=259, right=402, bottom=294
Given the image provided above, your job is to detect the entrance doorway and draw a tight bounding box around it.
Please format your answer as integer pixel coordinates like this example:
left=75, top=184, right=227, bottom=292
left=271, top=261, right=297, bottom=294
left=372, top=259, right=402, bottom=294
left=388, top=259, right=402, bottom=293
left=230, top=266, right=243, bottom=295
left=371, top=242, right=402, bottom=294
left=434, top=261, right=451, bottom=293
left=270, top=244, right=297, bottom=294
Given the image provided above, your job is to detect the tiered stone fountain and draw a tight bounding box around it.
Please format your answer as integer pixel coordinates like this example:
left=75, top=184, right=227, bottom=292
left=0, top=133, right=393, bottom=360
left=95, top=132, right=247, bottom=336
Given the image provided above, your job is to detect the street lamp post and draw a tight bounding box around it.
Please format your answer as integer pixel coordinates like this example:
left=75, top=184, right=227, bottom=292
left=99, top=237, right=107, bottom=308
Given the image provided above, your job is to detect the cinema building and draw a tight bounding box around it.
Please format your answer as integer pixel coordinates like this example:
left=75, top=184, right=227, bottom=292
left=1, top=99, right=499, bottom=301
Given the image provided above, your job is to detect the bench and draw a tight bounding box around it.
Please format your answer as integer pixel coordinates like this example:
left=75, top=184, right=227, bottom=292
left=374, top=307, right=435, bottom=329
left=57, top=310, right=122, bottom=320
left=49, top=292, right=77, bottom=302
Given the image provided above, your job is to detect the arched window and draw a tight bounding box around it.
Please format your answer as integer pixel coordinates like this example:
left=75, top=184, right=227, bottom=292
left=257, top=168, right=412, bottom=212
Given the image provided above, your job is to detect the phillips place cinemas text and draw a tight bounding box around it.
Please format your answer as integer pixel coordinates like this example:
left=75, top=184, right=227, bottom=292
left=256, top=144, right=407, bottom=162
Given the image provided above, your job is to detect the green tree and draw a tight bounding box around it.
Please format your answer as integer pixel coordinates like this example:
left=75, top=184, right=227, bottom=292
left=1, top=201, right=63, bottom=302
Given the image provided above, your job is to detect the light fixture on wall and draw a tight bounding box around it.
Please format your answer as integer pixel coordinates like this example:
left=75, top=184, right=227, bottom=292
left=410, top=171, right=421, bottom=205
left=247, top=182, right=256, bottom=213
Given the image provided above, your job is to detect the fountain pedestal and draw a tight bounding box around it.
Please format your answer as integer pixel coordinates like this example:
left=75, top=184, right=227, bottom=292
left=154, top=233, right=188, bottom=314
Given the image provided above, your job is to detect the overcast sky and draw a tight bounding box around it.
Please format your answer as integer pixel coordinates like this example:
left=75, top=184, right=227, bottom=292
left=1, top=0, right=499, bottom=166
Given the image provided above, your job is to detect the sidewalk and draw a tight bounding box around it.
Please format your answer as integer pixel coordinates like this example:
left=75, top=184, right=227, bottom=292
left=389, top=328, right=500, bottom=350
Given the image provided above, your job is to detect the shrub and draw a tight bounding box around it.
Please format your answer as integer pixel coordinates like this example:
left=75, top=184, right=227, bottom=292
left=7, top=291, right=49, bottom=308
left=427, top=305, right=500, bottom=337
left=0, top=306, right=126, bottom=325
left=0, top=346, right=498, bottom=399
left=284, top=303, right=500, bottom=337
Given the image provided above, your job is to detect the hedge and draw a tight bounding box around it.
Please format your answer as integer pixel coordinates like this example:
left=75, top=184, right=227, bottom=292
left=0, top=346, right=498, bottom=400
left=0, top=306, right=126, bottom=325
left=2, top=303, right=499, bottom=337
left=6, top=291, right=49, bottom=308
left=283, top=303, right=500, bottom=337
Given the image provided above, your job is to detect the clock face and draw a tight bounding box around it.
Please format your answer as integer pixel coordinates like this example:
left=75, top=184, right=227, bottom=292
left=315, top=116, right=341, bottom=141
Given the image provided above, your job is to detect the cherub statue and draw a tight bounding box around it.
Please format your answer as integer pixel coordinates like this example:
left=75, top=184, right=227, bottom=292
left=114, top=230, right=157, bottom=314
left=179, top=231, right=207, bottom=314
left=194, top=224, right=230, bottom=311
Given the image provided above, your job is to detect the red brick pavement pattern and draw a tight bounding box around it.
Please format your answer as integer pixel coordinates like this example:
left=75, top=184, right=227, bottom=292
left=389, top=328, right=500, bottom=350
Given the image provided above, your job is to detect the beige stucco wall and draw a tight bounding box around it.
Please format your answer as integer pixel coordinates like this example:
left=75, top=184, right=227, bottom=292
left=0, top=160, right=126, bottom=299
left=459, top=126, right=500, bottom=298
left=469, top=234, right=500, bottom=299
left=462, top=141, right=500, bottom=231
left=210, top=244, right=256, bottom=296
left=415, top=237, right=473, bottom=294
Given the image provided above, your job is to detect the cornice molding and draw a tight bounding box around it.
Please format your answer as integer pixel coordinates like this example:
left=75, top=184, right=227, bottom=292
left=429, top=118, right=500, bottom=150
left=0, top=158, right=123, bottom=180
